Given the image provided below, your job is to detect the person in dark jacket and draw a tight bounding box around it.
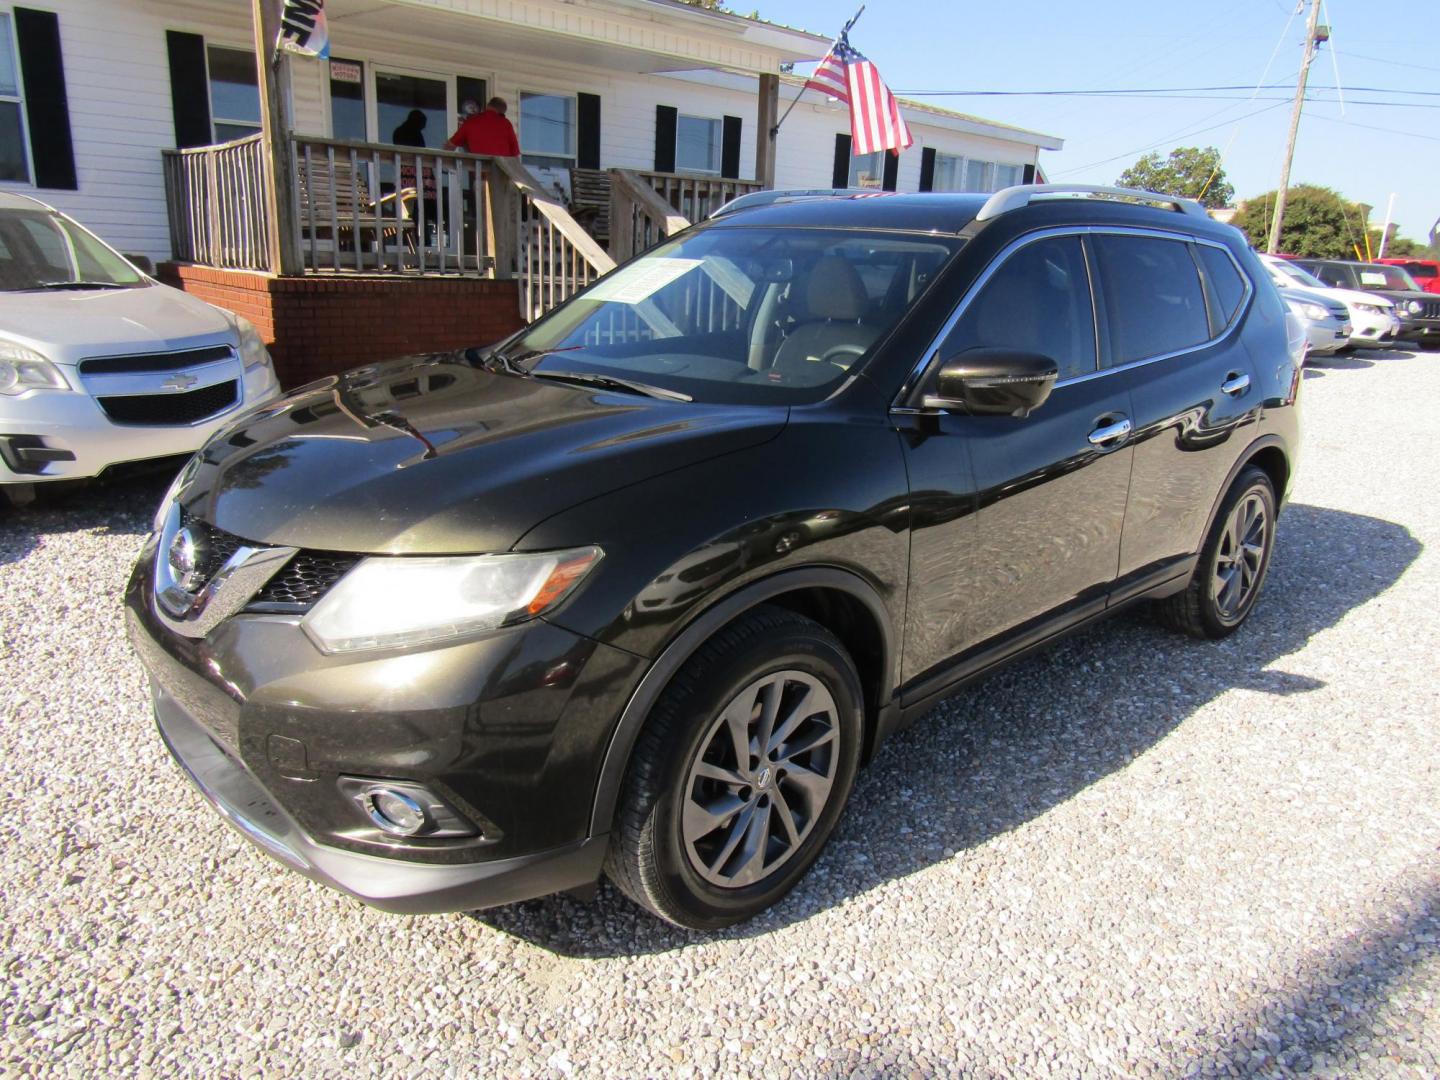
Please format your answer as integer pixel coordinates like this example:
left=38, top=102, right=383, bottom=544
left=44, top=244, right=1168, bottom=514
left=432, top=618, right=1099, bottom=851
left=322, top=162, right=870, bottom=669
left=391, top=109, right=428, bottom=147
left=390, top=110, right=436, bottom=237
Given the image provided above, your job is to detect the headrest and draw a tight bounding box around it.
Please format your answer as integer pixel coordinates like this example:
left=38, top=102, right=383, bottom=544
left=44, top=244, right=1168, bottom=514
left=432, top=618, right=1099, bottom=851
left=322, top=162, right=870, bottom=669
left=804, top=255, right=868, bottom=320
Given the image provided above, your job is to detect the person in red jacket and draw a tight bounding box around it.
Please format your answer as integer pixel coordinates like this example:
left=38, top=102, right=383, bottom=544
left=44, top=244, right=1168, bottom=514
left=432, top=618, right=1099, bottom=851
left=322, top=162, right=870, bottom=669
left=445, top=97, right=520, bottom=157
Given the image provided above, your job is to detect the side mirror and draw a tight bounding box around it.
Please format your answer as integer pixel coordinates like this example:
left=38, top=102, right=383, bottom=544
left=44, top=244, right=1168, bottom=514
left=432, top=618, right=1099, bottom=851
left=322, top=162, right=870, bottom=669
left=922, top=347, right=1059, bottom=417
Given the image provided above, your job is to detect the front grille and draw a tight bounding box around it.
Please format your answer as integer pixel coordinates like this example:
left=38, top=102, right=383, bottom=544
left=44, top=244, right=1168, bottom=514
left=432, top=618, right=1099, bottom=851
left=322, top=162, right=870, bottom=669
left=80, top=346, right=233, bottom=375
left=98, top=380, right=237, bottom=426
left=1422, top=300, right=1440, bottom=320
left=178, top=511, right=359, bottom=612
left=251, top=552, right=360, bottom=610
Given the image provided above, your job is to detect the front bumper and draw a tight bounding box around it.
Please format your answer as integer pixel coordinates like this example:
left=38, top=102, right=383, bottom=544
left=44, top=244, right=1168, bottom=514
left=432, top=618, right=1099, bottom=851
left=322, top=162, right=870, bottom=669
left=1396, top=316, right=1440, bottom=343
left=0, top=366, right=280, bottom=484
left=154, top=682, right=606, bottom=913
left=125, top=535, right=644, bottom=913
left=1347, top=313, right=1402, bottom=349
left=1301, top=317, right=1350, bottom=356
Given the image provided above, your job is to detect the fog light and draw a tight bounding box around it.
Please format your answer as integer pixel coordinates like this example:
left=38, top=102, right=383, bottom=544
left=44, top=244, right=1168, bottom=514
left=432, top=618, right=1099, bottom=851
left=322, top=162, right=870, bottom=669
left=363, top=788, right=428, bottom=836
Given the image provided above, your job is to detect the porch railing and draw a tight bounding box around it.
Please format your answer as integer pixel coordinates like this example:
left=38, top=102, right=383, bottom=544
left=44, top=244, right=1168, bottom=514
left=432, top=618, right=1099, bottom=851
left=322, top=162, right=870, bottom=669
left=162, top=134, right=272, bottom=271
left=161, top=135, right=616, bottom=321
left=607, top=168, right=763, bottom=259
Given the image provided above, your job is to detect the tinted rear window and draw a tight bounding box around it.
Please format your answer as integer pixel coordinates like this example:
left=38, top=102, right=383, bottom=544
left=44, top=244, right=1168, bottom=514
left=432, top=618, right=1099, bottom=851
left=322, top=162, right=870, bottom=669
left=1195, top=244, right=1247, bottom=329
left=1093, top=235, right=1210, bottom=365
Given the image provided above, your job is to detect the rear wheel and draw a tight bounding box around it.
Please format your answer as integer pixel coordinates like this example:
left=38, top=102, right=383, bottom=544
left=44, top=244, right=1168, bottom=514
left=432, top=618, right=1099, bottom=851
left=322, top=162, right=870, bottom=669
left=1158, top=466, right=1277, bottom=639
left=605, top=606, right=863, bottom=929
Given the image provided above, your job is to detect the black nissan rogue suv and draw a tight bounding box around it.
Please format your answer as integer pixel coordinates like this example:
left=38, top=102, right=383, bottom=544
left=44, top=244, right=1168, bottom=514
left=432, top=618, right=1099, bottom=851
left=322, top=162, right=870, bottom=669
left=126, top=185, right=1303, bottom=929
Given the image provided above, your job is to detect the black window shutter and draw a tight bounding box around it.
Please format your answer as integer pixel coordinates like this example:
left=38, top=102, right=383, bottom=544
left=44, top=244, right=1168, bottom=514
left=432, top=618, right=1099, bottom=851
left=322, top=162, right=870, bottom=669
left=882, top=151, right=898, bottom=192
left=654, top=105, right=677, bottom=173
left=1022, top=163, right=1037, bottom=184
left=14, top=8, right=76, bottom=189
left=831, top=133, right=851, bottom=188
left=918, top=147, right=936, bottom=192
left=577, top=92, right=601, bottom=170
left=165, top=31, right=212, bottom=149
left=720, top=115, right=742, bottom=179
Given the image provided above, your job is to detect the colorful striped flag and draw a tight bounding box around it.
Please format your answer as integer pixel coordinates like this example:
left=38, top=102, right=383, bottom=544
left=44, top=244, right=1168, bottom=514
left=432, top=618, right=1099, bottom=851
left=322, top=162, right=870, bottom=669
left=803, top=35, right=913, bottom=157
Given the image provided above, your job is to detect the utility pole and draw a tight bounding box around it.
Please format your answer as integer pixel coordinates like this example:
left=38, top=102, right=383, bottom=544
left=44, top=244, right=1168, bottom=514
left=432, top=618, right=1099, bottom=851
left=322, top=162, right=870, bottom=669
left=1376, top=192, right=1397, bottom=260
left=1267, top=0, right=1325, bottom=254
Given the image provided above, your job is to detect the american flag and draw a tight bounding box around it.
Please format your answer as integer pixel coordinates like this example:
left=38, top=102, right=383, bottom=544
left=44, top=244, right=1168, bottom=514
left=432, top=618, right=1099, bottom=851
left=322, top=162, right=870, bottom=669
left=803, top=35, right=913, bottom=157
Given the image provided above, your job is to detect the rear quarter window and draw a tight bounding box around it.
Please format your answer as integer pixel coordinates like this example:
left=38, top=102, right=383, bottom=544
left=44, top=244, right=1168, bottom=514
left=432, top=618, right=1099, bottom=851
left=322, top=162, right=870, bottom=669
left=1195, top=244, right=1247, bottom=330
left=1092, top=234, right=1211, bottom=365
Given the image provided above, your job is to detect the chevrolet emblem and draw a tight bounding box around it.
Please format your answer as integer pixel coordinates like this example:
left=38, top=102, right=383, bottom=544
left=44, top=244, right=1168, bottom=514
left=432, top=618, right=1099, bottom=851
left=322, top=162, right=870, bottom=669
left=161, top=373, right=200, bottom=392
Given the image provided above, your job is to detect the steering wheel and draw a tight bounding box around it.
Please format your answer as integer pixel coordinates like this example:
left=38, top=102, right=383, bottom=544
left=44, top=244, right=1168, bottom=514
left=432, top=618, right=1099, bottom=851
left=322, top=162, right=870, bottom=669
left=818, top=343, right=867, bottom=369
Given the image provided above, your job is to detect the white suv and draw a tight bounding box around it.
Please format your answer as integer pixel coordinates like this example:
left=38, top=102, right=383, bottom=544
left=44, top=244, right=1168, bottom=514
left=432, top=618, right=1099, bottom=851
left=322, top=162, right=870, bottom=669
left=0, top=193, right=280, bottom=505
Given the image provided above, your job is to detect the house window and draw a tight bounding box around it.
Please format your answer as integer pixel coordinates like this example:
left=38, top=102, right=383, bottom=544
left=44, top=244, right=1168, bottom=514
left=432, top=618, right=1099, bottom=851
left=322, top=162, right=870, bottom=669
left=676, top=114, right=721, bottom=174
left=994, top=163, right=1021, bottom=189
left=932, top=152, right=964, bottom=192
left=519, top=91, right=575, bottom=169
left=328, top=58, right=366, bottom=142
left=964, top=158, right=993, bottom=192
left=848, top=150, right=884, bottom=188
left=207, top=46, right=261, bottom=142
left=0, top=13, right=27, bottom=182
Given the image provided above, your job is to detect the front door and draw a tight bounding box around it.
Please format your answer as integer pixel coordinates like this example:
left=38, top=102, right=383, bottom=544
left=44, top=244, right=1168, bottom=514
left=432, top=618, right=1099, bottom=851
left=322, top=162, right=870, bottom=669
left=899, top=233, right=1134, bottom=691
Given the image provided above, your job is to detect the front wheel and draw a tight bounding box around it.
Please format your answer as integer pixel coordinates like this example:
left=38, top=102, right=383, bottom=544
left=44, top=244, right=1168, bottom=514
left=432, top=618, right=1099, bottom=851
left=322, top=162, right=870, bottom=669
left=1158, top=465, right=1277, bottom=639
left=605, top=606, right=863, bottom=929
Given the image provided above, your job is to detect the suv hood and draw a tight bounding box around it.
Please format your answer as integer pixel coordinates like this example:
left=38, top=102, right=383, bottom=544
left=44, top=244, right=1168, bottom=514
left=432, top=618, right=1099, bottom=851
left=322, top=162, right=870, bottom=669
left=1277, top=282, right=1391, bottom=310
left=0, top=282, right=234, bottom=360
left=173, top=354, right=787, bottom=554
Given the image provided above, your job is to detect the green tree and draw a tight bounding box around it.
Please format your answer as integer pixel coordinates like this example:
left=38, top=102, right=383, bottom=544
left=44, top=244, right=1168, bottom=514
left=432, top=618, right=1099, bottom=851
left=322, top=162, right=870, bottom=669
left=1230, top=185, right=1372, bottom=258
left=1116, top=146, right=1233, bottom=208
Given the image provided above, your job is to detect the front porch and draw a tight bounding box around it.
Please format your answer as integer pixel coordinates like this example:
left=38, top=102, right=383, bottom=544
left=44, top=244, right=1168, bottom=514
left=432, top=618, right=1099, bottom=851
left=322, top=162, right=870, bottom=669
left=153, top=0, right=822, bottom=384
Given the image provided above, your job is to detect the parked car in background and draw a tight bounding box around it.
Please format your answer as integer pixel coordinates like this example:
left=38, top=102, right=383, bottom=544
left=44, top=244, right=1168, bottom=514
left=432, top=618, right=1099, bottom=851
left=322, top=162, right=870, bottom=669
left=0, top=193, right=281, bottom=506
left=1259, top=254, right=1401, bottom=350
left=1280, top=288, right=1350, bottom=358
left=126, top=184, right=1302, bottom=928
left=1293, top=258, right=1440, bottom=347
left=1375, top=257, right=1440, bottom=296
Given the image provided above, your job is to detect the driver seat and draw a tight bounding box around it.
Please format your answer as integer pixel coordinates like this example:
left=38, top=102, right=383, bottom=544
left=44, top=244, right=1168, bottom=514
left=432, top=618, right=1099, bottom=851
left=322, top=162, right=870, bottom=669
left=772, top=255, right=880, bottom=371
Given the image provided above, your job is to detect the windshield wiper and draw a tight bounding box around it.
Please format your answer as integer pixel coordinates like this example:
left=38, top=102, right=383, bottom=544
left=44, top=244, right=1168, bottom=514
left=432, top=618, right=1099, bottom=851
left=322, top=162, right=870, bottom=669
left=34, top=281, right=132, bottom=290
left=531, top=370, right=693, bottom=403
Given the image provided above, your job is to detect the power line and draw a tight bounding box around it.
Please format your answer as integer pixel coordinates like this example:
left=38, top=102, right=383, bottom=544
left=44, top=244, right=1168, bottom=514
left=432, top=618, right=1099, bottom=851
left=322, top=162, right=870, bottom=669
left=1307, top=112, right=1440, bottom=145
left=1050, top=100, right=1289, bottom=177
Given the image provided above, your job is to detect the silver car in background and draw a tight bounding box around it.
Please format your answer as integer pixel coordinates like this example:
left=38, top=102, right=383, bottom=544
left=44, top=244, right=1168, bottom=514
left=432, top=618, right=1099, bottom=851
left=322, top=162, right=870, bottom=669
left=1279, top=288, right=1351, bottom=358
left=0, top=193, right=281, bottom=505
left=1259, top=253, right=1400, bottom=350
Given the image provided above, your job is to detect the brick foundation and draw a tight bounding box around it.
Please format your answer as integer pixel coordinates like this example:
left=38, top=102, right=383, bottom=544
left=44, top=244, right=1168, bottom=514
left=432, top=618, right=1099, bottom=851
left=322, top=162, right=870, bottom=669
left=158, top=264, right=526, bottom=389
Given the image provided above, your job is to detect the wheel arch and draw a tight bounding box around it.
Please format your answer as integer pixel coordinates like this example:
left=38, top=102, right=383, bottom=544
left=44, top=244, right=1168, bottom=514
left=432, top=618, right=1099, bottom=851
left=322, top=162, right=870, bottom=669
left=587, top=566, right=897, bottom=838
left=1201, top=434, right=1291, bottom=544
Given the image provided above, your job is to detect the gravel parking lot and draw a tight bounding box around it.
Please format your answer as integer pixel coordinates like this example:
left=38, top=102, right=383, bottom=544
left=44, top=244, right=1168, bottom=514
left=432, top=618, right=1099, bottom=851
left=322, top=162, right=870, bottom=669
left=2, top=346, right=1437, bottom=1078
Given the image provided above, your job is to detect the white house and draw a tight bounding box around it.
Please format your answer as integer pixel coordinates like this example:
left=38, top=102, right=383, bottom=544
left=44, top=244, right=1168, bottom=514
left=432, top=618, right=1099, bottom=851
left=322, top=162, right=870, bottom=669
left=0, top=0, right=1061, bottom=382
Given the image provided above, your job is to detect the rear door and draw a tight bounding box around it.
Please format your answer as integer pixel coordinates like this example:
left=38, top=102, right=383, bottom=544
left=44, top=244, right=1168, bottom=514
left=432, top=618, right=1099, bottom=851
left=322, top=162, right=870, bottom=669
left=899, top=232, right=1134, bottom=688
left=1098, top=232, right=1260, bottom=598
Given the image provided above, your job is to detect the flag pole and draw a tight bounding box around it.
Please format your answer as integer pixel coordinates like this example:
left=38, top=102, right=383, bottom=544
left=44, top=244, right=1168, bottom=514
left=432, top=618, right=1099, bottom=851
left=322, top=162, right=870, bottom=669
left=771, top=4, right=865, bottom=137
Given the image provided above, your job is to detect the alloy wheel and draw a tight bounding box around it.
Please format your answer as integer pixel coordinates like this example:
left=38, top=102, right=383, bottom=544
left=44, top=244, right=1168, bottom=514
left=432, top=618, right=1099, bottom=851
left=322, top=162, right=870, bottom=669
left=1212, top=490, right=1269, bottom=620
left=681, top=670, right=839, bottom=889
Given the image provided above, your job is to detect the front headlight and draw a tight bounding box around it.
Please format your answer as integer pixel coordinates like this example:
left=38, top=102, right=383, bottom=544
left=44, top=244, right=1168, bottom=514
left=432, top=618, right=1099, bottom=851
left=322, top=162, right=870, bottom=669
left=1298, top=302, right=1328, bottom=321
left=1405, top=299, right=1424, bottom=315
left=1355, top=303, right=1380, bottom=315
left=302, top=547, right=603, bottom=654
left=0, top=340, right=70, bottom=396
left=229, top=313, right=273, bottom=370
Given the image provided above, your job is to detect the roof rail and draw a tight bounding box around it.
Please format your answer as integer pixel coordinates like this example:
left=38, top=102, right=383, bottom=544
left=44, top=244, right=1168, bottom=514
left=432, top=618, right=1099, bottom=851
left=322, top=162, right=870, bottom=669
left=974, top=184, right=1209, bottom=222
left=709, top=187, right=882, bottom=219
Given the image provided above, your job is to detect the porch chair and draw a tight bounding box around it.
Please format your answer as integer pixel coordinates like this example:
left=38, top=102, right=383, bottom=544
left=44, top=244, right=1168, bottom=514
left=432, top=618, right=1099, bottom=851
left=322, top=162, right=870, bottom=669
left=568, top=167, right=612, bottom=249
left=295, top=158, right=417, bottom=269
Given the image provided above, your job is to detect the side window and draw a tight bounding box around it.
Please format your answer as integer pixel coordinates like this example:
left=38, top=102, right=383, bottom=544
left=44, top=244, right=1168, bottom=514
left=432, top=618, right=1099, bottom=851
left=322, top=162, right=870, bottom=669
left=1092, top=234, right=1210, bottom=365
left=1308, top=263, right=1349, bottom=289
left=1195, top=244, right=1247, bottom=330
left=938, top=235, right=1097, bottom=381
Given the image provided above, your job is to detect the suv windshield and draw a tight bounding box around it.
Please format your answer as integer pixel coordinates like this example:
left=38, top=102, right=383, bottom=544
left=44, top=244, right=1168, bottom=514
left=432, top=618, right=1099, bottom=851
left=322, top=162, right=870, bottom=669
left=500, top=226, right=961, bottom=404
left=1354, top=264, right=1420, bottom=291
left=0, top=209, right=147, bottom=291
left=1268, top=259, right=1329, bottom=290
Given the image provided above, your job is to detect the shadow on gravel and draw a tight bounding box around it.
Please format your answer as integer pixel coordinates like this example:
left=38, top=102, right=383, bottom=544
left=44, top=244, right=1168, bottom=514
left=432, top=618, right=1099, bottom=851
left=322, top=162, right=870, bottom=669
left=1189, top=871, right=1440, bottom=1076
left=1304, top=347, right=1417, bottom=379
left=473, top=503, right=1422, bottom=957
left=0, top=471, right=175, bottom=567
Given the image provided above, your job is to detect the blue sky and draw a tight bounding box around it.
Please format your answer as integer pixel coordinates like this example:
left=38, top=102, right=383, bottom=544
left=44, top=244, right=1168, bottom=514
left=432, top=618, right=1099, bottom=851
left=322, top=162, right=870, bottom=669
left=759, top=0, right=1439, bottom=245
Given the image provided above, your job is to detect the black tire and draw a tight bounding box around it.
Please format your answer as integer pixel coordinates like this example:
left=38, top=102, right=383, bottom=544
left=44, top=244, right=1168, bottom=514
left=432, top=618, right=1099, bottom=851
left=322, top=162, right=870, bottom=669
left=604, top=605, right=863, bottom=929
left=1158, top=465, right=1277, bottom=639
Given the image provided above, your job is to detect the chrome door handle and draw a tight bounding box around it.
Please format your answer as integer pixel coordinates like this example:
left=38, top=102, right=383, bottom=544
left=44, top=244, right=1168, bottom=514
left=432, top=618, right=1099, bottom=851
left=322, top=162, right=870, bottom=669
left=1221, top=372, right=1251, bottom=396
left=1088, top=418, right=1132, bottom=447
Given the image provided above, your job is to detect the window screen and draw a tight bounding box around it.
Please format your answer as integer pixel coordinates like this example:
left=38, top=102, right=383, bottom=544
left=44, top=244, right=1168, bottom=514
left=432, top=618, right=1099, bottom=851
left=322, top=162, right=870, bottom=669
left=1092, top=234, right=1210, bottom=365
left=1195, top=244, right=1247, bottom=329
left=939, top=235, right=1097, bottom=381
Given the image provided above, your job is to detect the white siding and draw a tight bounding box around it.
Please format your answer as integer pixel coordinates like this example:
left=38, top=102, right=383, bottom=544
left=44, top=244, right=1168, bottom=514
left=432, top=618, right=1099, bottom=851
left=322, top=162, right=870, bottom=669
left=0, top=0, right=1051, bottom=264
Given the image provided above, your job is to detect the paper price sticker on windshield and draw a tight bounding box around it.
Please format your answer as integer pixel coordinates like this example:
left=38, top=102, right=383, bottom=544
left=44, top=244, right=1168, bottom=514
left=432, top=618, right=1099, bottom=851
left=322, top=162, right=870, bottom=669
left=1360, top=271, right=1388, bottom=286
left=587, top=259, right=703, bottom=304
